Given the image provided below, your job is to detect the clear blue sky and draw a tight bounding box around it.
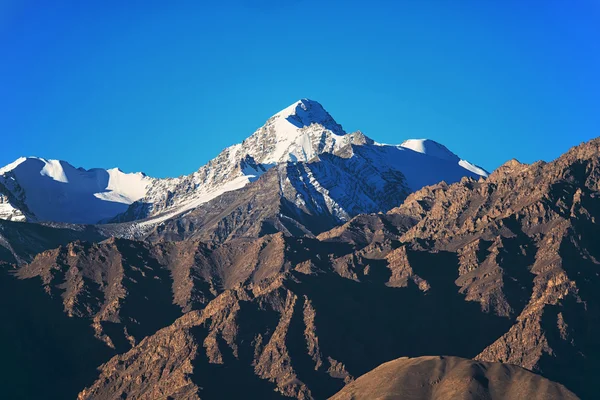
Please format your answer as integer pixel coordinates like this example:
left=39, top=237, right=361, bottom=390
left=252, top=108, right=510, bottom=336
left=1, top=0, right=599, bottom=178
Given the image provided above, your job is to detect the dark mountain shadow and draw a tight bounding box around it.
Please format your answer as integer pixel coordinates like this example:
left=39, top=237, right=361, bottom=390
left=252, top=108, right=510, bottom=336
left=538, top=190, right=600, bottom=399
left=285, top=296, right=347, bottom=398
left=39, top=244, right=105, bottom=318
left=0, top=268, right=114, bottom=400
left=0, top=244, right=16, bottom=264
left=106, top=200, right=154, bottom=223
left=285, top=236, right=356, bottom=264
left=190, top=307, right=286, bottom=400
left=0, top=219, right=105, bottom=264
left=115, top=241, right=183, bottom=344
left=284, top=249, right=512, bottom=395
left=538, top=297, right=593, bottom=399
left=497, top=216, right=537, bottom=316
left=100, top=321, right=134, bottom=354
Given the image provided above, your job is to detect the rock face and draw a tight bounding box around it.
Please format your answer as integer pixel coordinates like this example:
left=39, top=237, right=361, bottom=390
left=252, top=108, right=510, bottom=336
left=383, top=139, right=600, bottom=398
left=0, top=100, right=486, bottom=234
left=77, top=263, right=513, bottom=400
left=141, top=148, right=414, bottom=244
left=3, top=136, right=600, bottom=399
left=74, top=137, right=600, bottom=399
left=0, top=219, right=105, bottom=265
left=330, top=356, right=578, bottom=400
left=112, top=99, right=486, bottom=226
left=14, top=234, right=309, bottom=352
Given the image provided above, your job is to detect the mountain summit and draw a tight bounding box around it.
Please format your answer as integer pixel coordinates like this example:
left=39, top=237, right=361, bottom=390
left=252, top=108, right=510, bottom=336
left=236, top=98, right=355, bottom=165
left=110, top=99, right=487, bottom=230
left=0, top=100, right=487, bottom=226
left=275, top=98, right=345, bottom=135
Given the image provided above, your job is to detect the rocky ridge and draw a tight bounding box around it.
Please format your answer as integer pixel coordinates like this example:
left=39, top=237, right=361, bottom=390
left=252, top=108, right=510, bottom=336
left=71, top=138, right=600, bottom=399
left=2, top=118, right=599, bottom=399
left=0, top=100, right=486, bottom=234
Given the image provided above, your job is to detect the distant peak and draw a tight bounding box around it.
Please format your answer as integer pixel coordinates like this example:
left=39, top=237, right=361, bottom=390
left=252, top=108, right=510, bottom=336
left=490, top=158, right=527, bottom=176
left=0, top=157, right=66, bottom=176
left=240, top=100, right=349, bottom=164
left=295, top=98, right=327, bottom=111
left=0, top=156, right=147, bottom=178
left=273, top=99, right=345, bottom=136
left=500, top=158, right=524, bottom=168
left=276, top=98, right=322, bottom=115
left=399, top=139, right=460, bottom=162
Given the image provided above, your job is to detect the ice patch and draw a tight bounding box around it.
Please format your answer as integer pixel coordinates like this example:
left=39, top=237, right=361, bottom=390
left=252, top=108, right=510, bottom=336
left=459, top=159, right=489, bottom=177
left=399, top=139, right=460, bottom=162
left=40, top=159, right=69, bottom=183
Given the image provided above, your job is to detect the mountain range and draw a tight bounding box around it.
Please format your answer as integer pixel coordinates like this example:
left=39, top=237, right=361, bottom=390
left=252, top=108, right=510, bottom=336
left=0, top=100, right=485, bottom=230
left=0, top=99, right=593, bottom=400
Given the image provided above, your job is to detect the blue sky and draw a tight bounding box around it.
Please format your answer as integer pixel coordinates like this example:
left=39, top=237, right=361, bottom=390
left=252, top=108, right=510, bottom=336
left=1, top=0, right=599, bottom=178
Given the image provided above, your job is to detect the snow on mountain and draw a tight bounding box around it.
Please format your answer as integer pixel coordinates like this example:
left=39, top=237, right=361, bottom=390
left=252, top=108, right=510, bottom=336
left=133, top=136, right=489, bottom=243
left=0, top=157, right=153, bottom=224
left=0, top=195, right=26, bottom=222
left=458, top=159, right=489, bottom=177
left=1, top=99, right=489, bottom=229
left=246, top=98, right=347, bottom=163
left=111, top=99, right=367, bottom=224
left=400, top=138, right=489, bottom=177
left=112, top=99, right=488, bottom=232
left=280, top=141, right=485, bottom=225
left=399, top=139, right=460, bottom=162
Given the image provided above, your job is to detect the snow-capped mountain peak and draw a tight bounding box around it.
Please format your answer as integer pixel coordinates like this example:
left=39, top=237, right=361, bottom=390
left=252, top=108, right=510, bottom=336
left=1, top=99, right=490, bottom=229
left=275, top=99, right=345, bottom=136
left=237, top=99, right=349, bottom=165
left=111, top=100, right=355, bottom=224
left=0, top=157, right=152, bottom=223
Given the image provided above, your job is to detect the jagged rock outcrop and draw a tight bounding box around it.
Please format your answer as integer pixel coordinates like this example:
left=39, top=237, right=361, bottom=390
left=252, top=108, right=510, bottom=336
left=0, top=219, right=105, bottom=265
left=105, top=100, right=484, bottom=237
left=79, top=256, right=512, bottom=400
left=141, top=148, right=415, bottom=244
left=15, top=234, right=314, bottom=351
left=325, top=138, right=600, bottom=398
left=5, top=138, right=600, bottom=399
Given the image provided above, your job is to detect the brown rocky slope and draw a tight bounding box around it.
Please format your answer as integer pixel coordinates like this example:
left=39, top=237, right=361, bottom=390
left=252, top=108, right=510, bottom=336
left=79, top=138, right=600, bottom=399
left=4, top=138, right=600, bottom=399
left=330, top=356, right=578, bottom=400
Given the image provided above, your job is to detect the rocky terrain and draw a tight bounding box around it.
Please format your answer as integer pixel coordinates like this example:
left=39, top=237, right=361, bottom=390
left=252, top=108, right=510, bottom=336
left=1, top=108, right=598, bottom=399
left=0, top=219, right=105, bottom=265
left=330, top=356, right=578, bottom=400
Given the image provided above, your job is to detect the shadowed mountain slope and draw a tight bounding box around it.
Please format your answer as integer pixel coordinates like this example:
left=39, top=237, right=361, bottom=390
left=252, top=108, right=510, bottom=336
left=4, top=138, right=600, bottom=399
